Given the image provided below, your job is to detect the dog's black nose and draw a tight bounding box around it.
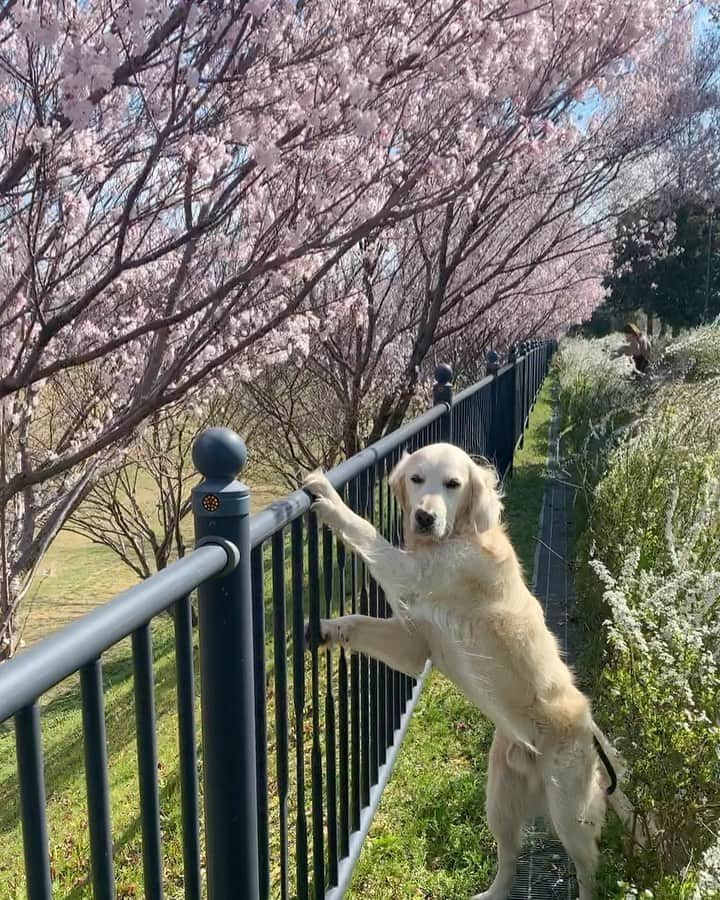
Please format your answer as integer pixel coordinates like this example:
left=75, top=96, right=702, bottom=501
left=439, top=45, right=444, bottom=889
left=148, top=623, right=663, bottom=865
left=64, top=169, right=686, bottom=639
left=414, top=508, right=435, bottom=530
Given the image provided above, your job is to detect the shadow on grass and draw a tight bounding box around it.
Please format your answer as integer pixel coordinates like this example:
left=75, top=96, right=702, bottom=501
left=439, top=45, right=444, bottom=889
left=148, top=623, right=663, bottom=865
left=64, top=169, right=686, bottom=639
left=0, top=624, right=184, bottom=836
left=61, top=764, right=190, bottom=900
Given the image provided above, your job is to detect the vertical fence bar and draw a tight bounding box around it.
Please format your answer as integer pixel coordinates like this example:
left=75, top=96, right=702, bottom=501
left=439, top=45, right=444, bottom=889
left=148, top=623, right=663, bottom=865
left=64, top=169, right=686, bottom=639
left=15, top=703, right=52, bottom=900
left=486, top=351, right=500, bottom=469
left=132, top=623, right=164, bottom=900
left=348, top=476, right=361, bottom=834
left=307, top=512, right=326, bottom=897
left=271, top=532, right=290, bottom=900
left=518, top=347, right=527, bottom=449
left=192, top=427, right=259, bottom=900
left=377, top=467, right=388, bottom=769
left=291, top=517, right=309, bottom=900
left=80, top=659, right=115, bottom=900
left=172, top=595, right=201, bottom=900
left=336, top=538, right=350, bottom=858
left=251, top=545, right=270, bottom=900
left=323, top=525, right=339, bottom=887
left=367, top=468, right=379, bottom=791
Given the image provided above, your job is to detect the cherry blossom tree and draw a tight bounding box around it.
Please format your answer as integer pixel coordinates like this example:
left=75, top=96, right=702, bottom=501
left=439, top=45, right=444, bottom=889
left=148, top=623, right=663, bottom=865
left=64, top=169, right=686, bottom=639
left=66, top=393, right=259, bottom=580
left=0, top=0, right=695, bottom=656
left=240, top=10, right=717, bottom=474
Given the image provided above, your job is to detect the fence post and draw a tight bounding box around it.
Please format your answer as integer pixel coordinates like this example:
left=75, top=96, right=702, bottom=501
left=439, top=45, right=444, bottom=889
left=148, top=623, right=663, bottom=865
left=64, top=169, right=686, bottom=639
left=432, top=363, right=454, bottom=441
left=515, top=342, right=526, bottom=451
left=192, top=427, right=260, bottom=900
left=485, top=351, right=501, bottom=470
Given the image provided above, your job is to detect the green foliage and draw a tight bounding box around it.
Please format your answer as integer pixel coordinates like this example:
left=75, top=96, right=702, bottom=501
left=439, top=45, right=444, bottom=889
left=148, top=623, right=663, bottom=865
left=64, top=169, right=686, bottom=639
left=555, top=331, right=720, bottom=898
left=661, top=324, right=720, bottom=381
left=604, top=201, right=720, bottom=329
left=554, top=337, right=641, bottom=489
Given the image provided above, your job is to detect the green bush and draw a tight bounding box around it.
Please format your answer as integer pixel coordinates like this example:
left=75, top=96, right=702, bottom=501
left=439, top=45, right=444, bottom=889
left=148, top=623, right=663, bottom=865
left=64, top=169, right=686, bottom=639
left=661, top=324, right=720, bottom=382
left=591, top=389, right=720, bottom=578
left=554, top=337, right=643, bottom=489
left=555, top=332, right=720, bottom=898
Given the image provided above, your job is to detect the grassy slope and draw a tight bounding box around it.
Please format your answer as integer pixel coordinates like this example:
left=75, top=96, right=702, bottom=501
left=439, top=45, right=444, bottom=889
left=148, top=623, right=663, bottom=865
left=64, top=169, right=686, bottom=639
left=18, top=473, right=281, bottom=646
left=0, top=470, right=283, bottom=900
left=0, top=388, right=552, bottom=899
left=348, top=383, right=553, bottom=899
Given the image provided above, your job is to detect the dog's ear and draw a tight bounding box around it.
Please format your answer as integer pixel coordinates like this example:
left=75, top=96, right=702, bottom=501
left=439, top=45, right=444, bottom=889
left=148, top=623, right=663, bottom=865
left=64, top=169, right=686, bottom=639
left=388, top=451, right=411, bottom=514
left=457, top=458, right=503, bottom=534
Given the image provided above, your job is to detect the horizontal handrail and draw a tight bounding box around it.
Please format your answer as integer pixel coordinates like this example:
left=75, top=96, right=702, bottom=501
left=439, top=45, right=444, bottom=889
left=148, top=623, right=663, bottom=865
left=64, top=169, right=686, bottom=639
left=0, top=542, right=229, bottom=723
left=0, top=343, right=556, bottom=900
left=249, top=403, right=448, bottom=547
left=451, top=372, right=496, bottom=405
left=249, top=358, right=536, bottom=548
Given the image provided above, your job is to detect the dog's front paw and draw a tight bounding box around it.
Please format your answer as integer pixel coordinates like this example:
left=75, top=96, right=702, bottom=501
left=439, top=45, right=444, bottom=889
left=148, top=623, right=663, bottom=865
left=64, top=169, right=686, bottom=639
left=304, top=618, right=349, bottom=651
left=303, top=470, right=344, bottom=528
left=303, top=469, right=340, bottom=503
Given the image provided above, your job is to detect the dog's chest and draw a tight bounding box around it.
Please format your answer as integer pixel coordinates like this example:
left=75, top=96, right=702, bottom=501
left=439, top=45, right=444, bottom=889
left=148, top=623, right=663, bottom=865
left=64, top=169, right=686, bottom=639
left=409, top=598, right=494, bottom=678
left=408, top=597, right=522, bottom=731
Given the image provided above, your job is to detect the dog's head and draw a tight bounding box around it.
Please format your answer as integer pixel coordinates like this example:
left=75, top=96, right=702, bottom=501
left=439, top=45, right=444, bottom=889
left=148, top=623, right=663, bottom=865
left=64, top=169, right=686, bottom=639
left=388, top=443, right=503, bottom=545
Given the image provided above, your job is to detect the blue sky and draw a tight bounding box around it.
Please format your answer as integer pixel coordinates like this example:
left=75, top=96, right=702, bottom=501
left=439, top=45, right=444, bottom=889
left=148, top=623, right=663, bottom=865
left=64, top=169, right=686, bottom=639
left=572, top=3, right=715, bottom=130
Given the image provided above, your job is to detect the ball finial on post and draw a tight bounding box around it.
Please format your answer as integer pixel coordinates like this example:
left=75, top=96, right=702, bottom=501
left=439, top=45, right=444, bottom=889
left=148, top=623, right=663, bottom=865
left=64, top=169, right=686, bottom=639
left=432, top=364, right=454, bottom=440
left=192, top=427, right=248, bottom=481
left=432, top=364, right=454, bottom=407
left=434, top=363, right=454, bottom=386
left=486, top=350, right=500, bottom=375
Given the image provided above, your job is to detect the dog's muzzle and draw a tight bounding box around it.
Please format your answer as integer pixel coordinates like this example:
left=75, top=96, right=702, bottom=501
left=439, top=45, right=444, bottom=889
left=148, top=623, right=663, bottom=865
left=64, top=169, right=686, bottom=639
left=414, top=509, right=435, bottom=532
left=412, top=508, right=447, bottom=539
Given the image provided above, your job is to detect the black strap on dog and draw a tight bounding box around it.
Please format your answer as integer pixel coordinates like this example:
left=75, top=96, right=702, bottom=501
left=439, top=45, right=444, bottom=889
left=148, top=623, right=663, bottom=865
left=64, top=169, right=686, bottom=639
left=593, top=735, right=617, bottom=795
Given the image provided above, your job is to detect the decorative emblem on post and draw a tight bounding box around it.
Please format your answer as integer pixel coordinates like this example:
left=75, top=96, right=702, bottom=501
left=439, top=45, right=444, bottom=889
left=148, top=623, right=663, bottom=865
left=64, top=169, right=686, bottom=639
left=202, top=494, right=221, bottom=512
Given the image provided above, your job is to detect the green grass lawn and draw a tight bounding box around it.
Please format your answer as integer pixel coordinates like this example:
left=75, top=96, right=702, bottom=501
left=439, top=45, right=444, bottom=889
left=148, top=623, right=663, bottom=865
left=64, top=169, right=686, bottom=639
left=0, top=386, right=554, bottom=899
left=1, top=469, right=285, bottom=899
left=348, top=383, right=553, bottom=899
left=18, top=472, right=282, bottom=647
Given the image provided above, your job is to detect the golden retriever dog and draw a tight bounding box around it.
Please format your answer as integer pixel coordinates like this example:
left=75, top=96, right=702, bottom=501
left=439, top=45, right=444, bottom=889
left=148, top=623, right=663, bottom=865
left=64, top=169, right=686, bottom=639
left=304, top=442, right=640, bottom=900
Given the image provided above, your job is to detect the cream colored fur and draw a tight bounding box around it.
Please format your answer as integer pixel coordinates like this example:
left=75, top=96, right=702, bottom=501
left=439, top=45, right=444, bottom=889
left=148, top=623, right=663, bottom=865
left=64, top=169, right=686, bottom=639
left=303, top=443, right=640, bottom=900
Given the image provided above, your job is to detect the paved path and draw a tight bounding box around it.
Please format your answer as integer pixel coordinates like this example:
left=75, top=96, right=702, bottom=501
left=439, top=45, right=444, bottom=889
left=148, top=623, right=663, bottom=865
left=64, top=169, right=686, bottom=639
left=508, top=397, right=579, bottom=900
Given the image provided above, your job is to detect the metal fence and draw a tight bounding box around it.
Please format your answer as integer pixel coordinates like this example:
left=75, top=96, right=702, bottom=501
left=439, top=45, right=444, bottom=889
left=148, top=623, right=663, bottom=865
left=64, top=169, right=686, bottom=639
left=0, top=340, right=554, bottom=900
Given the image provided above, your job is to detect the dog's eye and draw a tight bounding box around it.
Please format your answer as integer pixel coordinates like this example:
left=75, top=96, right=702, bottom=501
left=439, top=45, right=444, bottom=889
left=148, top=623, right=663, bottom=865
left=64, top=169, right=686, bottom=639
left=444, top=478, right=462, bottom=489
left=410, top=474, right=425, bottom=484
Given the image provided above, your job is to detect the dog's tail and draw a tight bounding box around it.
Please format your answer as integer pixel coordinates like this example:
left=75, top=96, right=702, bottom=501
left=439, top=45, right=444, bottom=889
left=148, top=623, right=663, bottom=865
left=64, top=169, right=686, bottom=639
left=591, top=722, right=658, bottom=849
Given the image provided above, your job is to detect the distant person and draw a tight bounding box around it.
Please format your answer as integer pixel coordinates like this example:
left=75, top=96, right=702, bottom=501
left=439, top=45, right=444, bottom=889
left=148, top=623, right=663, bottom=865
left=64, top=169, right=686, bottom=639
left=616, top=323, right=651, bottom=373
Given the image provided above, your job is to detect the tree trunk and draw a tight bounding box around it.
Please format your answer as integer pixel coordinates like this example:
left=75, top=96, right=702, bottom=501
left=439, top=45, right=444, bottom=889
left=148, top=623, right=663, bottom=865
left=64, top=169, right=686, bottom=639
left=342, top=411, right=361, bottom=458
left=0, top=586, right=18, bottom=661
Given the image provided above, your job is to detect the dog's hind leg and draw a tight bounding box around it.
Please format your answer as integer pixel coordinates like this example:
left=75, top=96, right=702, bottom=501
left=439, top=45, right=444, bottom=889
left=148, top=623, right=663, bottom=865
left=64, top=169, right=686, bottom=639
left=471, top=731, right=539, bottom=900
left=544, top=748, right=605, bottom=900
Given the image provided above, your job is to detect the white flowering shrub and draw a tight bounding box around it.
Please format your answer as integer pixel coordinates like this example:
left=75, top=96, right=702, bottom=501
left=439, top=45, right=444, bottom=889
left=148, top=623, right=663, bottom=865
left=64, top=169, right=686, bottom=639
left=556, top=332, right=720, bottom=896
left=554, top=337, right=644, bottom=488
left=661, top=324, right=720, bottom=382
left=592, top=544, right=720, bottom=873
left=695, top=834, right=720, bottom=899
left=590, top=388, right=720, bottom=579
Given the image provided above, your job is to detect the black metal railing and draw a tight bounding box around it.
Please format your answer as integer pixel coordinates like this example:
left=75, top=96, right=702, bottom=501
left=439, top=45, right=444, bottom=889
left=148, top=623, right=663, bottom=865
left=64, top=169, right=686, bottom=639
left=0, top=340, right=555, bottom=900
